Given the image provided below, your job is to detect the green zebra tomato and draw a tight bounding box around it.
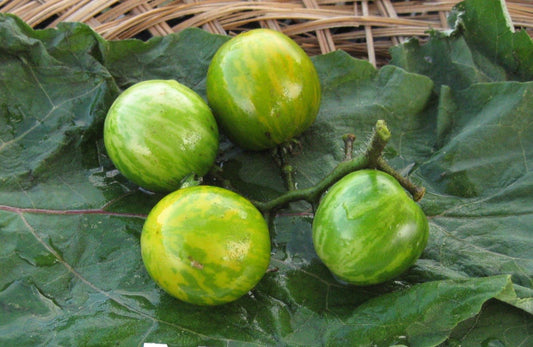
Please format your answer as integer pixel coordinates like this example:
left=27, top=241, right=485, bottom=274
left=312, top=170, right=429, bottom=286
left=103, top=80, right=219, bottom=192
left=206, top=29, right=321, bottom=151
left=141, top=185, right=271, bottom=305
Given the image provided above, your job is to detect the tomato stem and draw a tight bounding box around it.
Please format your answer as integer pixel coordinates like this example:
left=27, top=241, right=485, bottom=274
left=252, top=153, right=370, bottom=212
left=252, top=120, right=426, bottom=213
left=365, top=119, right=390, bottom=169
left=342, top=134, right=357, bottom=160
left=282, top=165, right=297, bottom=191
left=274, top=141, right=300, bottom=191
left=377, top=158, right=426, bottom=201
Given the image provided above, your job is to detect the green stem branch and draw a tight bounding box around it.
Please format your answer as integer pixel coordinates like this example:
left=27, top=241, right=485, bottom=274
left=253, top=120, right=392, bottom=213
left=282, top=165, right=297, bottom=191
left=273, top=142, right=299, bottom=191
left=377, top=158, right=426, bottom=201
left=251, top=120, right=426, bottom=213
left=252, top=154, right=371, bottom=212
left=366, top=119, right=390, bottom=168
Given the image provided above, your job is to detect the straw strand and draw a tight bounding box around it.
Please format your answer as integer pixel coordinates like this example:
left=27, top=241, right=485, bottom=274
left=1, top=0, right=531, bottom=66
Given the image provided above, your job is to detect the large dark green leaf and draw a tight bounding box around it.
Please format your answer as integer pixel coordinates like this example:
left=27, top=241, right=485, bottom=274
left=0, top=16, right=118, bottom=191
left=390, top=0, right=533, bottom=91
left=1, top=0, right=532, bottom=345
left=102, top=28, right=229, bottom=94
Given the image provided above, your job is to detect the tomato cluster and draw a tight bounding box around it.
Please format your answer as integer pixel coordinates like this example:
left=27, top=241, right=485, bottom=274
left=103, top=29, right=428, bottom=306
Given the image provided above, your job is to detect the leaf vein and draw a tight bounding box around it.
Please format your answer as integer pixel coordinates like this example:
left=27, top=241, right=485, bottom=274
left=0, top=81, right=105, bottom=152
left=12, top=210, right=238, bottom=343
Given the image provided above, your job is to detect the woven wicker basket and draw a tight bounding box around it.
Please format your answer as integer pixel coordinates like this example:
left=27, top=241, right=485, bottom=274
left=2, top=0, right=532, bottom=66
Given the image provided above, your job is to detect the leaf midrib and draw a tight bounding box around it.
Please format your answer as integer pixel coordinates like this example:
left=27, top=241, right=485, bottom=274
left=3, top=205, right=274, bottom=345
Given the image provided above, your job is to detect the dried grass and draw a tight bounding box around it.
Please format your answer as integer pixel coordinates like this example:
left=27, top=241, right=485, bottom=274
left=2, top=0, right=532, bottom=66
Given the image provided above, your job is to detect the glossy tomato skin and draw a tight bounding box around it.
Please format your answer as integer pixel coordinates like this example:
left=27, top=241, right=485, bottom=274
left=141, top=185, right=271, bottom=305
left=312, top=170, right=429, bottom=286
left=206, top=29, right=321, bottom=151
left=103, top=80, right=219, bottom=192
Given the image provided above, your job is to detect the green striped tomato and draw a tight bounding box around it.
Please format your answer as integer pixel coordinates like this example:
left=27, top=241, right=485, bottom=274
left=312, top=170, right=429, bottom=286
left=103, top=80, right=219, bottom=192
left=206, top=29, right=321, bottom=150
left=141, top=185, right=271, bottom=305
